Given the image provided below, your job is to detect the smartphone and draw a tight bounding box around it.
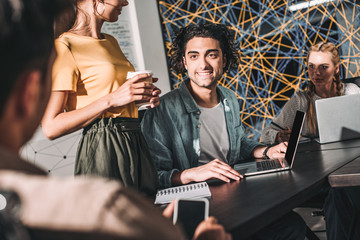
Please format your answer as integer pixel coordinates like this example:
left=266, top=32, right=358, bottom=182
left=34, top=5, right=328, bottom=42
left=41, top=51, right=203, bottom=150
left=173, top=198, right=209, bottom=238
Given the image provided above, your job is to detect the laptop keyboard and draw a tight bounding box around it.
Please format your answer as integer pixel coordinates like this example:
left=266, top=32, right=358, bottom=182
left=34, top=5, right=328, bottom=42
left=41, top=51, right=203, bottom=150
left=256, top=159, right=282, bottom=171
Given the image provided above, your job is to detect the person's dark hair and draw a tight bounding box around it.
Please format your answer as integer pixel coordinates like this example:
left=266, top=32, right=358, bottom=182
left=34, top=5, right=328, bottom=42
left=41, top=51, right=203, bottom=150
left=170, top=22, right=240, bottom=74
left=0, top=0, right=71, bottom=115
left=54, top=1, right=77, bottom=38
left=55, top=0, right=106, bottom=38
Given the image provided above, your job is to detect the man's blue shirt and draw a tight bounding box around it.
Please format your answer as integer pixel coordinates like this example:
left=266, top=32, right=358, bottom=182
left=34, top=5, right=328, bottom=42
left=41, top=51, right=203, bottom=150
left=141, top=80, right=262, bottom=189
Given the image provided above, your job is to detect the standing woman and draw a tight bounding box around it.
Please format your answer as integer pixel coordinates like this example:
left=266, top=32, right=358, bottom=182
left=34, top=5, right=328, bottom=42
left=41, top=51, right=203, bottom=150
left=261, top=41, right=360, bottom=144
left=42, top=0, right=159, bottom=195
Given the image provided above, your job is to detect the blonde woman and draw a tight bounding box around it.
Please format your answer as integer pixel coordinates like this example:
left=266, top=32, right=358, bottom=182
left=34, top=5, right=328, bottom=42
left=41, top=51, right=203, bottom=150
left=42, top=0, right=159, bottom=195
left=261, top=41, right=360, bottom=144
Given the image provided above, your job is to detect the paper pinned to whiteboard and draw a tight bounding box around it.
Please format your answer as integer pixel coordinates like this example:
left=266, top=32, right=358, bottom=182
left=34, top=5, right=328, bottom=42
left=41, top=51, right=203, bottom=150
left=101, top=0, right=145, bottom=71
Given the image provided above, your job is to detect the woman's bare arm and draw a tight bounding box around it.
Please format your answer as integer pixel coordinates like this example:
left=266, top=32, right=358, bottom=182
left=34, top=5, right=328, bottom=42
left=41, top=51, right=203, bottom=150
left=42, top=73, right=155, bottom=140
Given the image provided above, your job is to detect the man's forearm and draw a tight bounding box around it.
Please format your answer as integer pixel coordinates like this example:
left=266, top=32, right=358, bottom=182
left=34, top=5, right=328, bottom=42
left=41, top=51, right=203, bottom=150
left=171, top=170, right=192, bottom=186
left=252, top=146, right=267, bottom=158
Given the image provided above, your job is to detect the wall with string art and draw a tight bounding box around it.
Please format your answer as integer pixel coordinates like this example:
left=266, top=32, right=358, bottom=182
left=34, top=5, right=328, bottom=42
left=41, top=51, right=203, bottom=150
left=158, top=0, right=360, bottom=140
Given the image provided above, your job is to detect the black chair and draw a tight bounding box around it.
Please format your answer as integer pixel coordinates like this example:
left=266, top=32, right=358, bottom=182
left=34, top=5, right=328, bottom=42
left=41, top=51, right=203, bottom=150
left=300, top=190, right=329, bottom=240
left=342, top=77, right=360, bottom=87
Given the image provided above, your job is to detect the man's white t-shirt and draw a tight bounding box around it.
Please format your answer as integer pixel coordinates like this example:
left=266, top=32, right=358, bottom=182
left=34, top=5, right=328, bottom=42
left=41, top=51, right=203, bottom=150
left=198, top=102, right=230, bottom=165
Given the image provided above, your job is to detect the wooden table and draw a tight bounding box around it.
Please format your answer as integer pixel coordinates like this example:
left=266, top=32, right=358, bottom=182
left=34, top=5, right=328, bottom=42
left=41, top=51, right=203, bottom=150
left=208, top=139, right=360, bottom=239
left=328, top=156, right=360, bottom=187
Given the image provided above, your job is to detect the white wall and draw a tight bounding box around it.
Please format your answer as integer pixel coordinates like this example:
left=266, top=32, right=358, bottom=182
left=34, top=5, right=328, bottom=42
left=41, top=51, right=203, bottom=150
left=21, top=0, right=169, bottom=176
left=134, top=0, right=171, bottom=94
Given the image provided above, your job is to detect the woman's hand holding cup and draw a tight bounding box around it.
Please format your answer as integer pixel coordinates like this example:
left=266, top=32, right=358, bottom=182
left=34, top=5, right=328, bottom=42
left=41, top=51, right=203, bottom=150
left=126, top=70, right=160, bottom=109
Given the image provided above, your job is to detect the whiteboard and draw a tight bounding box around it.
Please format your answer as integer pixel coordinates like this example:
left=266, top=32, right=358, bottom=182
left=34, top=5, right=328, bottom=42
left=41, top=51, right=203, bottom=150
left=102, top=0, right=170, bottom=93
left=102, top=0, right=144, bottom=70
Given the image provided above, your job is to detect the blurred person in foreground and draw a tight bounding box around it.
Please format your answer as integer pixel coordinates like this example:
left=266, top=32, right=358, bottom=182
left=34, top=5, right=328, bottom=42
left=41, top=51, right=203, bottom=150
left=0, top=0, right=230, bottom=239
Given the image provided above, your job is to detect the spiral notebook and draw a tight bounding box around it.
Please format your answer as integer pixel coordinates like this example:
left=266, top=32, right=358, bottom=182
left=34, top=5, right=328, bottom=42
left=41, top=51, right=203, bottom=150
left=154, top=182, right=212, bottom=204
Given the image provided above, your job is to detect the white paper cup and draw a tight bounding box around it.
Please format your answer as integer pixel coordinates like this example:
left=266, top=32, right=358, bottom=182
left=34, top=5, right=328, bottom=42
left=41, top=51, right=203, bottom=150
left=126, top=70, right=153, bottom=110
left=126, top=70, right=153, bottom=83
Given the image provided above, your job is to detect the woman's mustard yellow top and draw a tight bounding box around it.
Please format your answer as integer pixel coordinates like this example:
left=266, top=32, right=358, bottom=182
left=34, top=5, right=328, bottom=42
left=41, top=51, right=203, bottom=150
left=52, top=32, right=137, bottom=118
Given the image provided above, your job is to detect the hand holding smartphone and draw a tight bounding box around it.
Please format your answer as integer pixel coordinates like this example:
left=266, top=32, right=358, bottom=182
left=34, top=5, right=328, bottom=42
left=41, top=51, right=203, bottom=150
left=173, top=198, right=209, bottom=238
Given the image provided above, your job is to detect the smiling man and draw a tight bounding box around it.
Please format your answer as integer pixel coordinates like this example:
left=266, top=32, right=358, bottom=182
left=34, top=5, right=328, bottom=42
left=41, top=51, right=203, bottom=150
left=141, top=23, right=306, bottom=240
left=142, top=23, right=287, bottom=188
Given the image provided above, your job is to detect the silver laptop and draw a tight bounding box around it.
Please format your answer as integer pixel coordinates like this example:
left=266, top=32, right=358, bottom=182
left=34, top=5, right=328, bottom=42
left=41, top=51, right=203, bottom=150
left=315, top=94, right=360, bottom=144
left=233, top=110, right=305, bottom=176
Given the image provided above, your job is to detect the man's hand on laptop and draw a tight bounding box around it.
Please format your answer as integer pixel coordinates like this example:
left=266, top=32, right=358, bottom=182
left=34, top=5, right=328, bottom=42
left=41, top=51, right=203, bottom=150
left=266, top=142, right=288, bottom=159
left=176, top=159, right=243, bottom=184
left=279, top=158, right=287, bottom=168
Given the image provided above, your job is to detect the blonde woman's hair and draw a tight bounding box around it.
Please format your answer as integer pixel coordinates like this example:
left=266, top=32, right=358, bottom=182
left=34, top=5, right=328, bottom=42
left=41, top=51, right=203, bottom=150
left=306, top=41, right=342, bottom=135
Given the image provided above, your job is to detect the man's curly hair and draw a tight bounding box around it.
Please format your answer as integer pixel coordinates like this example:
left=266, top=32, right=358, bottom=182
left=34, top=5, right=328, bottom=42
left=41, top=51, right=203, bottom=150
left=170, top=22, right=240, bottom=74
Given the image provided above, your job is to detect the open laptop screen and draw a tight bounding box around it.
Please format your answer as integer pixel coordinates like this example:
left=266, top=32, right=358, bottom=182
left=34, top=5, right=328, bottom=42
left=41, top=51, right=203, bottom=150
left=285, top=111, right=306, bottom=166
left=316, top=94, right=360, bottom=144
